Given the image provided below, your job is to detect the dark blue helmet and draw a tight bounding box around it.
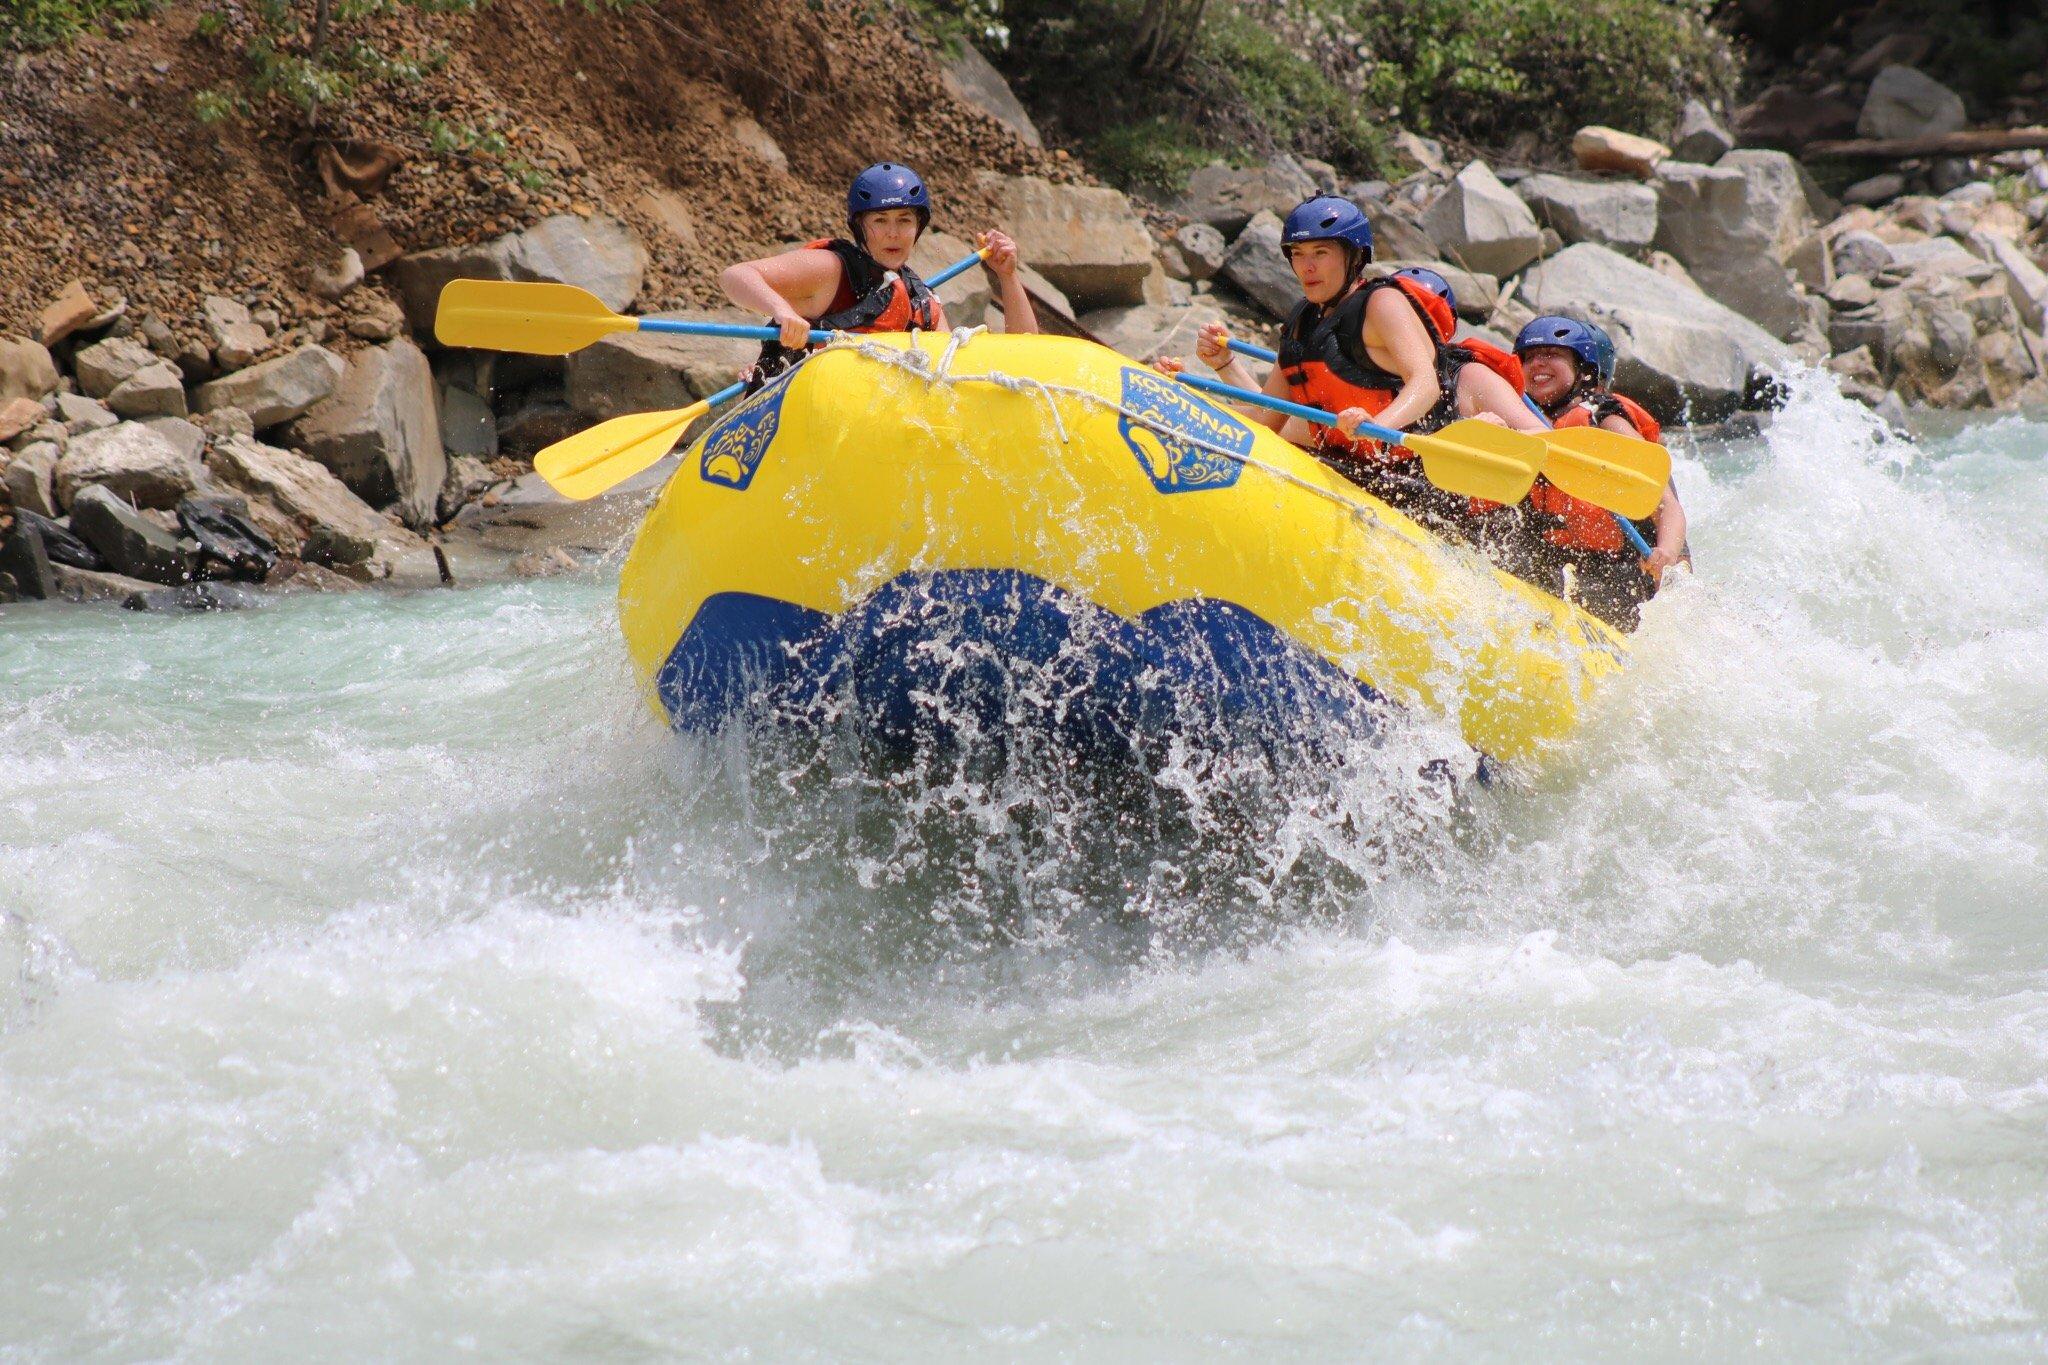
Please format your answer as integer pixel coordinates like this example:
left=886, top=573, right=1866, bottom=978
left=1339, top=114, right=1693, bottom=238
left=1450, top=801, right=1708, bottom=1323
left=1281, top=197, right=1374, bottom=261
left=847, top=163, right=931, bottom=236
left=1393, top=265, right=1455, bottom=314
left=1515, top=314, right=1616, bottom=383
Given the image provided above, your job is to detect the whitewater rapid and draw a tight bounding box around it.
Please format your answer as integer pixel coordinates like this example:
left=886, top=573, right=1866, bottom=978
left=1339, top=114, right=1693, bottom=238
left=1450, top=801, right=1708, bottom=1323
left=4, top=379, right=2047, bottom=1357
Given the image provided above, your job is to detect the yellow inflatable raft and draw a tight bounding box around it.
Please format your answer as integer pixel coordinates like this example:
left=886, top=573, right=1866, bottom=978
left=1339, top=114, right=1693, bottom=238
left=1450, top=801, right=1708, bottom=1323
left=617, top=331, right=1626, bottom=765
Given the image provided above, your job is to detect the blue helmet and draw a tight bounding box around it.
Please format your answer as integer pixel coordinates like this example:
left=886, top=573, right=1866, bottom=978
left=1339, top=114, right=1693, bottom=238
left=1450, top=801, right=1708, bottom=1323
left=847, top=162, right=930, bottom=236
left=1514, top=314, right=1616, bottom=383
left=1393, top=265, right=1455, bottom=314
left=1281, top=197, right=1374, bottom=262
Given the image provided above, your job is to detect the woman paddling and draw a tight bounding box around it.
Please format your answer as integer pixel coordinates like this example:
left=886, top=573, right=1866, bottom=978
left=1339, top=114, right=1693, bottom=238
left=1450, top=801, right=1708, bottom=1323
left=719, top=162, right=1036, bottom=386
left=1509, top=315, right=1688, bottom=629
left=1159, top=197, right=1532, bottom=533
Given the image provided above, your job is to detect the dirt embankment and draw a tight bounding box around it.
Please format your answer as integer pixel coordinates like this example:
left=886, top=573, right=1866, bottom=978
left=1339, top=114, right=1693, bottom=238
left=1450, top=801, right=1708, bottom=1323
left=0, top=0, right=1073, bottom=343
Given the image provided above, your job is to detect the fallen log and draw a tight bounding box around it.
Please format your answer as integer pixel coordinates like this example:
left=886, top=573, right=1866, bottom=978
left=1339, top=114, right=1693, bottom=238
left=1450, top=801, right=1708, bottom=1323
left=1805, top=126, right=2048, bottom=159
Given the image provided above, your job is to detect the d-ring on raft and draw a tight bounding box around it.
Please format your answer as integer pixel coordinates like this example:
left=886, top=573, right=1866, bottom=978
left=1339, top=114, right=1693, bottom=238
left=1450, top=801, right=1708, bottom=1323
left=616, top=331, right=1628, bottom=766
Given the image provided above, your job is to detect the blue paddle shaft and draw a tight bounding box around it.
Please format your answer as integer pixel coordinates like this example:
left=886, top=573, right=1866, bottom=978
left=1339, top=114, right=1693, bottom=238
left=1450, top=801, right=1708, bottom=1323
left=637, top=318, right=832, bottom=344
left=925, top=249, right=988, bottom=288
left=637, top=250, right=985, bottom=347
left=1173, top=372, right=1406, bottom=448
left=1227, top=338, right=1279, bottom=363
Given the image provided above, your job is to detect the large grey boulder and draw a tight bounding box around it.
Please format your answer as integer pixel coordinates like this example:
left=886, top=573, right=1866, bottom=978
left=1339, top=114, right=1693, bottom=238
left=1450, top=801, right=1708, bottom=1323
left=982, top=174, right=1155, bottom=310
left=1372, top=211, right=1442, bottom=265
left=141, top=417, right=206, bottom=468
left=282, top=340, right=446, bottom=531
left=0, top=337, right=59, bottom=403
left=1375, top=261, right=1498, bottom=321
left=1858, top=65, right=1967, bottom=141
left=205, top=433, right=398, bottom=558
left=1672, top=100, right=1733, bottom=163
left=1513, top=173, right=1657, bottom=250
left=54, top=421, right=203, bottom=510
left=55, top=392, right=117, bottom=434
left=563, top=315, right=758, bottom=422
left=909, top=230, right=997, bottom=328
left=194, top=345, right=346, bottom=430
left=1720, top=149, right=1834, bottom=295
left=439, top=385, right=497, bottom=461
left=1970, top=230, right=2048, bottom=330
left=939, top=43, right=1040, bottom=147
left=4, top=441, right=60, bottom=517
left=1173, top=223, right=1227, bottom=281
left=1832, top=230, right=1894, bottom=277
left=1174, top=157, right=1317, bottom=236
left=1078, top=301, right=1230, bottom=368
left=68, top=485, right=197, bottom=586
left=0, top=518, right=57, bottom=600
left=1651, top=158, right=1812, bottom=339
left=72, top=336, right=159, bottom=399
left=389, top=213, right=649, bottom=333
left=201, top=296, right=270, bottom=370
left=1219, top=210, right=1299, bottom=318
left=1889, top=237, right=1996, bottom=282
left=105, top=362, right=189, bottom=420
left=1418, top=161, right=1543, bottom=278
left=1520, top=243, right=1791, bottom=421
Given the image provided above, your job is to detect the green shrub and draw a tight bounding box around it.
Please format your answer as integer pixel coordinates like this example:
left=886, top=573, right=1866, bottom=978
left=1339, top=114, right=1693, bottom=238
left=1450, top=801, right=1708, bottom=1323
left=1336, top=0, right=1734, bottom=147
left=2, top=0, right=157, bottom=48
left=954, top=0, right=1731, bottom=188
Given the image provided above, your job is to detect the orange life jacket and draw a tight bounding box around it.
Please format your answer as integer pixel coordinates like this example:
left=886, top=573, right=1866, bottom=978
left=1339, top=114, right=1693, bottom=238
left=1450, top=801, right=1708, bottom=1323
left=1528, top=392, right=1662, bottom=555
left=749, top=238, right=947, bottom=389
left=809, top=237, right=945, bottom=334
left=1277, top=276, right=1457, bottom=459
left=1445, top=336, right=1526, bottom=395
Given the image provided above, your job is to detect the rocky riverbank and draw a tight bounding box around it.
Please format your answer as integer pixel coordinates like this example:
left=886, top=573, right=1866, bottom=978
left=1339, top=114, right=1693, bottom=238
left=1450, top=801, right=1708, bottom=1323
left=3, top=3, right=2045, bottom=611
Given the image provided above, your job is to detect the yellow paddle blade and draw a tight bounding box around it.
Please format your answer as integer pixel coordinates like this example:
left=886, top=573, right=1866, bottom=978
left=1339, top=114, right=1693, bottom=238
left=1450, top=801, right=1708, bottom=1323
left=434, top=278, right=638, bottom=355
left=1539, top=426, right=1672, bottom=519
left=533, top=400, right=710, bottom=501
left=1405, top=419, right=1547, bottom=505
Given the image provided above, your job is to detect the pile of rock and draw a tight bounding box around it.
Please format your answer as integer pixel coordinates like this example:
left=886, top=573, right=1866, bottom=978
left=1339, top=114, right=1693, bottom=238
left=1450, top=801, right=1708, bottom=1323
left=0, top=297, right=451, bottom=606
left=1066, top=89, right=2048, bottom=424
left=0, top=210, right=680, bottom=607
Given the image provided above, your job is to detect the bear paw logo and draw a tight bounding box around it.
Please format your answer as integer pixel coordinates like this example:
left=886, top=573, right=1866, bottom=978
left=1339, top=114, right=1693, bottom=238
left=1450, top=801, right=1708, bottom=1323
left=698, top=387, right=786, bottom=491
left=1117, top=369, right=1250, bottom=495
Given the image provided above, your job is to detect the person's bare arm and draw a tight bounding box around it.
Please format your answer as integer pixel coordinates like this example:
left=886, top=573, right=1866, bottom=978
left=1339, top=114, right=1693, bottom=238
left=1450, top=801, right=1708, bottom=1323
left=719, top=248, right=843, bottom=349
left=1645, top=485, right=1687, bottom=579
left=979, top=231, right=1038, bottom=335
left=1335, top=289, right=1441, bottom=438
left=1155, top=322, right=1285, bottom=431
left=1457, top=365, right=1547, bottom=431
left=1599, top=413, right=1687, bottom=579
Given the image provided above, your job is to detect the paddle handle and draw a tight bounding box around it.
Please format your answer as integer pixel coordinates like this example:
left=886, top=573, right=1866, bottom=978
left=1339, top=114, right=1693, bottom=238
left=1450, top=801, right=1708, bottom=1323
left=1174, top=372, right=1406, bottom=448
left=1520, top=396, right=1655, bottom=557
left=1227, top=338, right=1279, bottom=363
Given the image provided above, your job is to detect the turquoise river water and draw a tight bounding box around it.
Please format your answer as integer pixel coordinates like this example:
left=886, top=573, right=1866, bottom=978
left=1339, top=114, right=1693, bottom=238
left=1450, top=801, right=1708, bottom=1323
left=4, top=376, right=2048, bottom=1359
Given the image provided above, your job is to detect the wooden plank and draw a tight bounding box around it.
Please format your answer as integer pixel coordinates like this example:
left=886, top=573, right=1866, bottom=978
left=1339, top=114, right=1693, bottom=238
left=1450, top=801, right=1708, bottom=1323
left=1805, top=126, right=2048, bottom=158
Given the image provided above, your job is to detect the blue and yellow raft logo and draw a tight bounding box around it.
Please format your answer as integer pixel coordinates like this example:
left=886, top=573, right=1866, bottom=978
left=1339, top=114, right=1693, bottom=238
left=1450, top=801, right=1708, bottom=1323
left=1117, top=369, right=1250, bottom=494
left=699, top=384, right=786, bottom=491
